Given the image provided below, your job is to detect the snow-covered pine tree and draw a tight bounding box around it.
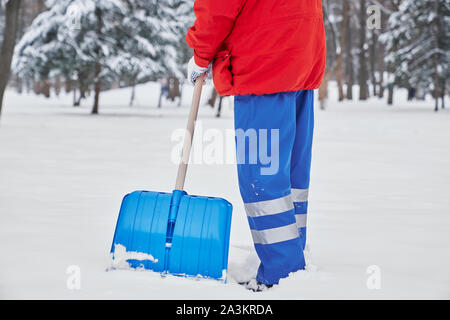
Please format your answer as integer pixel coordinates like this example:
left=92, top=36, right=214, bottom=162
left=13, top=0, right=190, bottom=113
left=173, top=0, right=195, bottom=76
left=382, top=0, right=450, bottom=111
left=107, top=0, right=193, bottom=106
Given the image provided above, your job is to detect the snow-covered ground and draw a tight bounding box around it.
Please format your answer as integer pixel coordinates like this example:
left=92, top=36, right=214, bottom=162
left=0, top=82, right=449, bottom=299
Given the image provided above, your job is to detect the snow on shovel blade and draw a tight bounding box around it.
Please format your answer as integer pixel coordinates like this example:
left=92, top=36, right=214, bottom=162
left=110, top=190, right=233, bottom=281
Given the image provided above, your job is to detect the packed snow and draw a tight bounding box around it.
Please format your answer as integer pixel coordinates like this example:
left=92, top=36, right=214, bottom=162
left=0, top=82, right=449, bottom=299
left=108, top=244, right=158, bottom=270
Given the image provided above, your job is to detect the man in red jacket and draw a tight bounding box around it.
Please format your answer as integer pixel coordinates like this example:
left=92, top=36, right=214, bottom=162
left=186, top=0, right=326, bottom=291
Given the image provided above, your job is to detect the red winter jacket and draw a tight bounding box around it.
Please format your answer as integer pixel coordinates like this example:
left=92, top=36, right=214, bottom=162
left=186, top=0, right=326, bottom=96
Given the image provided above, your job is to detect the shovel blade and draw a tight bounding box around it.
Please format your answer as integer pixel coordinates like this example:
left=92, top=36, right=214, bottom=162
left=111, top=190, right=232, bottom=280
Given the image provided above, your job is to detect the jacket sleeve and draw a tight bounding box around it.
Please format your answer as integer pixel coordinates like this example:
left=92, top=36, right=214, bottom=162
left=185, top=0, right=244, bottom=68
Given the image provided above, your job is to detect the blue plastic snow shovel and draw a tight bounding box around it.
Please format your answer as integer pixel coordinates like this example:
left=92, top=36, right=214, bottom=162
left=110, top=74, right=233, bottom=281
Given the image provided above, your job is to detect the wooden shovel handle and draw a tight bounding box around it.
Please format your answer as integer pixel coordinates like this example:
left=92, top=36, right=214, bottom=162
left=174, top=74, right=206, bottom=191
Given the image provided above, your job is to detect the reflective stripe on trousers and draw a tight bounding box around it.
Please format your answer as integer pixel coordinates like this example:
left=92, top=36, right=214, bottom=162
left=292, top=188, right=308, bottom=229
left=244, top=191, right=308, bottom=245
left=245, top=194, right=299, bottom=245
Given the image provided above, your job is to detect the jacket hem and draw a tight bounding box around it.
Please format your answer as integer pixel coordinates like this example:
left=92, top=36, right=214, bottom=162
left=218, top=84, right=321, bottom=97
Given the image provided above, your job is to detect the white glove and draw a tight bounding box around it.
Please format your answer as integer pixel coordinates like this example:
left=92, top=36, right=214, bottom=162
left=187, top=56, right=211, bottom=85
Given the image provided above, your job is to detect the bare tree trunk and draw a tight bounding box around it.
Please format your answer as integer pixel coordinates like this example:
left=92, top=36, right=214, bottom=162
left=345, top=2, right=354, bottom=100
left=92, top=66, right=101, bottom=114
left=129, top=74, right=137, bottom=107
left=65, top=79, right=72, bottom=93
left=91, top=5, right=102, bottom=115
left=358, top=0, right=369, bottom=101
left=41, top=75, right=51, bottom=98
left=208, top=88, right=218, bottom=108
left=17, top=0, right=25, bottom=38
left=377, top=43, right=385, bottom=98
left=377, top=5, right=386, bottom=99
left=25, top=77, right=31, bottom=93
left=74, top=74, right=86, bottom=106
left=16, top=76, right=23, bottom=94
left=216, top=96, right=223, bottom=117
left=36, top=0, right=46, bottom=15
left=323, top=1, right=338, bottom=73
left=336, top=0, right=349, bottom=102
left=129, top=84, right=136, bottom=107
left=433, top=0, right=440, bottom=112
left=74, top=90, right=84, bottom=106
left=0, top=0, right=22, bottom=118
left=319, top=69, right=330, bottom=110
left=73, top=88, right=78, bottom=107
left=54, top=76, right=61, bottom=97
left=178, top=84, right=183, bottom=107
left=433, top=59, right=439, bottom=112
left=369, top=29, right=378, bottom=97
left=387, top=83, right=394, bottom=105
left=441, top=79, right=446, bottom=109
left=33, top=78, right=41, bottom=95
left=168, top=77, right=181, bottom=101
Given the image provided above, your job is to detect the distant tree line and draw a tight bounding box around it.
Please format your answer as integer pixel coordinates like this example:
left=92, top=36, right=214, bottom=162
left=0, top=0, right=193, bottom=117
left=322, top=0, right=449, bottom=111
left=0, top=0, right=448, bottom=119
